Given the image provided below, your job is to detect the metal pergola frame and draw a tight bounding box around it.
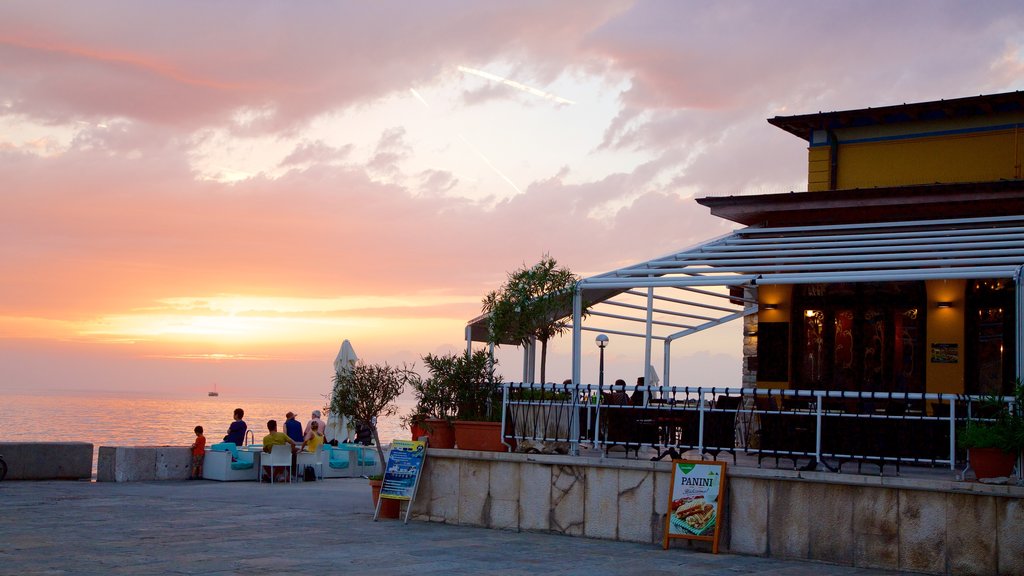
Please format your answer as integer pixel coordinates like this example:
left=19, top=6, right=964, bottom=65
left=565, top=214, right=1024, bottom=389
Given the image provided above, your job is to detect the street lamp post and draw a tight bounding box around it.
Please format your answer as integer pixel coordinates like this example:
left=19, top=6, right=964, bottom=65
left=595, top=334, right=608, bottom=388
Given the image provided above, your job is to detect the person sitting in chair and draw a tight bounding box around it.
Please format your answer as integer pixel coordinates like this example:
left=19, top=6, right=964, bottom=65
left=262, top=419, right=298, bottom=482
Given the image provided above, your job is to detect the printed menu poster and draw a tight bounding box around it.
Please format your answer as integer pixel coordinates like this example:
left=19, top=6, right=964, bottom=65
left=380, top=439, right=426, bottom=501
left=663, top=460, right=726, bottom=553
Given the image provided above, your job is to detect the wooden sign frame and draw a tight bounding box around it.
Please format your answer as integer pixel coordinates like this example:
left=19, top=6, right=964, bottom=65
left=663, top=459, right=727, bottom=553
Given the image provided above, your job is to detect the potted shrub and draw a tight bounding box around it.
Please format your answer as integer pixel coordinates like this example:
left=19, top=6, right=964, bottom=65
left=403, top=364, right=461, bottom=448
left=958, top=379, right=1024, bottom=480
left=421, top=350, right=506, bottom=451
left=330, top=360, right=419, bottom=517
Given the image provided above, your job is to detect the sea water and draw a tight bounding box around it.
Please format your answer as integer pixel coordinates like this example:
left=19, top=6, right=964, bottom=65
left=0, top=391, right=411, bottom=475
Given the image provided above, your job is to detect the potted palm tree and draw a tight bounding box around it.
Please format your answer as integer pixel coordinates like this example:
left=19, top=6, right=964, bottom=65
left=959, top=379, right=1024, bottom=479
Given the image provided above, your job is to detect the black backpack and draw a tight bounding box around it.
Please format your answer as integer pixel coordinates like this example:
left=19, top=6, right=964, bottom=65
left=303, top=465, right=316, bottom=482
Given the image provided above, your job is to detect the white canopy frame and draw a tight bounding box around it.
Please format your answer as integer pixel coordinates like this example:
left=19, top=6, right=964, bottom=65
left=567, top=214, right=1024, bottom=392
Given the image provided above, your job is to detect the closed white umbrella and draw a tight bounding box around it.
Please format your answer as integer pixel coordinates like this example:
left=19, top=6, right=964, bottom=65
left=329, top=340, right=359, bottom=443
left=333, top=339, right=358, bottom=376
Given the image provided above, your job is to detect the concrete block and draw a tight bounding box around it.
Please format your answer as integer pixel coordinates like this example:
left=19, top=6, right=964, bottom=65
left=946, top=493, right=997, bottom=576
left=458, top=459, right=490, bottom=527
left=0, top=442, right=92, bottom=480
left=899, top=490, right=946, bottom=574
left=807, top=483, right=853, bottom=564
left=113, top=447, right=157, bottom=482
left=155, top=447, right=191, bottom=480
left=584, top=466, right=618, bottom=540
left=725, top=476, right=769, bottom=555
left=851, top=486, right=899, bottom=570
left=551, top=465, right=585, bottom=536
left=617, top=469, right=653, bottom=543
left=488, top=461, right=519, bottom=530
left=519, top=462, right=552, bottom=532
left=997, top=497, right=1024, bottom=575
left=767, top=481, right=812, bottom=560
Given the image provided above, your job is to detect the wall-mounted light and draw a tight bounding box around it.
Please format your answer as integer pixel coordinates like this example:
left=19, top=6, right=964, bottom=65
left=762, top=304, right=778, bottom=310
left=936, top=301, right=953, bottom=309
left=744, top=329, right=758, bottom=337
left=804, top=309, right=819, bottom=317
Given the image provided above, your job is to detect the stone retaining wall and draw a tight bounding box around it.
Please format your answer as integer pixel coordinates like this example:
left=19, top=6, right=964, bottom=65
left=96, top=446, right=191, bottom=482
left=0, top=442, right=93, bottom=480
left=411, top=450, right=1024, bottom=575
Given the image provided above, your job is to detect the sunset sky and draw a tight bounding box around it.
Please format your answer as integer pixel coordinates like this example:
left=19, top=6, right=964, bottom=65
left=2, top=1, right=1023, bottom=399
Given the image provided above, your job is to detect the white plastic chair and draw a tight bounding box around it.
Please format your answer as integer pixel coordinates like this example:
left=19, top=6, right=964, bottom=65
left=296, top=446, right=323, bottom=480
left=260, top=444, right=292, bottom=484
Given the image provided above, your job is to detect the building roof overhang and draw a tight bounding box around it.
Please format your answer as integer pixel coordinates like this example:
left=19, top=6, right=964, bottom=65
left=696, top=181, right=1024, bottom=227
left=768, top=90, right=1024, bottom=141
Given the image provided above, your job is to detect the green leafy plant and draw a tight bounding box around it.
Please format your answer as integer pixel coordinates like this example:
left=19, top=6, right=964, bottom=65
left=482, top=255, right=583, bottom=384
left=958, top=379, right=1024, bottom=452
left=329, top=361, right=421, bottom=470
left=420, top=350, right=502, bottom=422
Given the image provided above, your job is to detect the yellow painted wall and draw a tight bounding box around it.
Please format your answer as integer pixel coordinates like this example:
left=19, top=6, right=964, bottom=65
left=757, top=285, right=792, bottom=390
left=836, top=129, right=1022, bottom=189
left=807, top=146, right=831, bottom=192
left=925, top=279, right=966, bottom=395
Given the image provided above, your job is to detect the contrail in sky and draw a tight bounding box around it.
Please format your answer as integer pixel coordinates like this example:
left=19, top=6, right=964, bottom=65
left=408, top=88, right=523, bottom=196
left=458, top=65, right=575, bottom=105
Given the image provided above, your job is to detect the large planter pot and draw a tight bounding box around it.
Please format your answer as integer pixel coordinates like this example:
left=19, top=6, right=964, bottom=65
left=369, top=478, right=401, bottom=518
left=410, top=422, right=427, bottom=441
left=422, top=418, right=455, bottom=449
left=969, top=447, right=1018, bottom=479
left=454, top=420, right=508, bottom=452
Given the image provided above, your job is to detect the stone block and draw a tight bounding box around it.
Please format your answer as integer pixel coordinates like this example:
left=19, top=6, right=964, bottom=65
left=0, top=442, right=92, bottom=480
left=617, top=469, right=654, bottom=543
left=997, top=497, right=1024, bottom=575
left=519, top=463, right=552, bottom=532
left=807, top=483, right=853, bottom=564
left=551, top=465, right=585, bottom=536
left=458, top=459, right=490, bottom=527
left=651, top=470, right=672, bottom=545
left=946, top=493, right=997, bottom=576
left=584, top=466, right=618, bottom=540
left=898, top=490, right=946, bottom=574
left=488, top=461, right=520, bottom=530
left=419, top=457, right=459, bottom=523
left=851, top=486, right=899, bottom=570
left=155, top=447, right=191, bottom=480
left=767, top=481, right=811, bottom=560
left=725, top=476, right=768, bottom=555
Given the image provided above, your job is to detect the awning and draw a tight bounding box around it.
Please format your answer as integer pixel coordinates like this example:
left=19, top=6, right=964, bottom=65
left=471, top=214, right=1024, bottom=345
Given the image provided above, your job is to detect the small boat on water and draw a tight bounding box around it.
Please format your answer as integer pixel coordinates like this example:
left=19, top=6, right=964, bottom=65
left=208, top=383, right=219, bottom=397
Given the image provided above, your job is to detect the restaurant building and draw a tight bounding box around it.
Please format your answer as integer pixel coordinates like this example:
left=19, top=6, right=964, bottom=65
left=561, top=90, right=1024, bottom=402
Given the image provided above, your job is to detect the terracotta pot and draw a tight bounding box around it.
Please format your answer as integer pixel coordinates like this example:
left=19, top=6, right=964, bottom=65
left=410, top=422, right=427, bottom=441
left=422, top=418, right=455, bottom=449
left=969, top=447, right=1017, bottom=479
left=369, top=478, right=401, bottom=518
left=454, top=420, right=508, bottom=452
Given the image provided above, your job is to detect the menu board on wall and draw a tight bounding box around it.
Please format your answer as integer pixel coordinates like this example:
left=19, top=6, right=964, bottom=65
left=663, top=460, right=727, bottom=553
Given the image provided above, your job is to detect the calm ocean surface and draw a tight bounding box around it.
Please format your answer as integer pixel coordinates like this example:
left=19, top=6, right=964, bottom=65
left=0, top=391, right=412, bottom=475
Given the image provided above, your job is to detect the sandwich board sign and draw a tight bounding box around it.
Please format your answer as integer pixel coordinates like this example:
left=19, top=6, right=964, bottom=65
left=663, top=460, right=727, bottom=553
left=375, top=439, right=426, bottom=524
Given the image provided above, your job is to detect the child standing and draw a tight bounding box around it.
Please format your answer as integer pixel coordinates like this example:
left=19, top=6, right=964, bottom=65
left=190, top=425, right=206, bottom=479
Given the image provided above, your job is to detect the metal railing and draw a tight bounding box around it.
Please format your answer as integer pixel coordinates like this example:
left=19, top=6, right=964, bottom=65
left=500, top=382, right=1017, bottom=475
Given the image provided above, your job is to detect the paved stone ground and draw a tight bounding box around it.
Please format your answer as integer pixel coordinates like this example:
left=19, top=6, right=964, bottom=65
left=0, top=478, right=906, bottom=576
